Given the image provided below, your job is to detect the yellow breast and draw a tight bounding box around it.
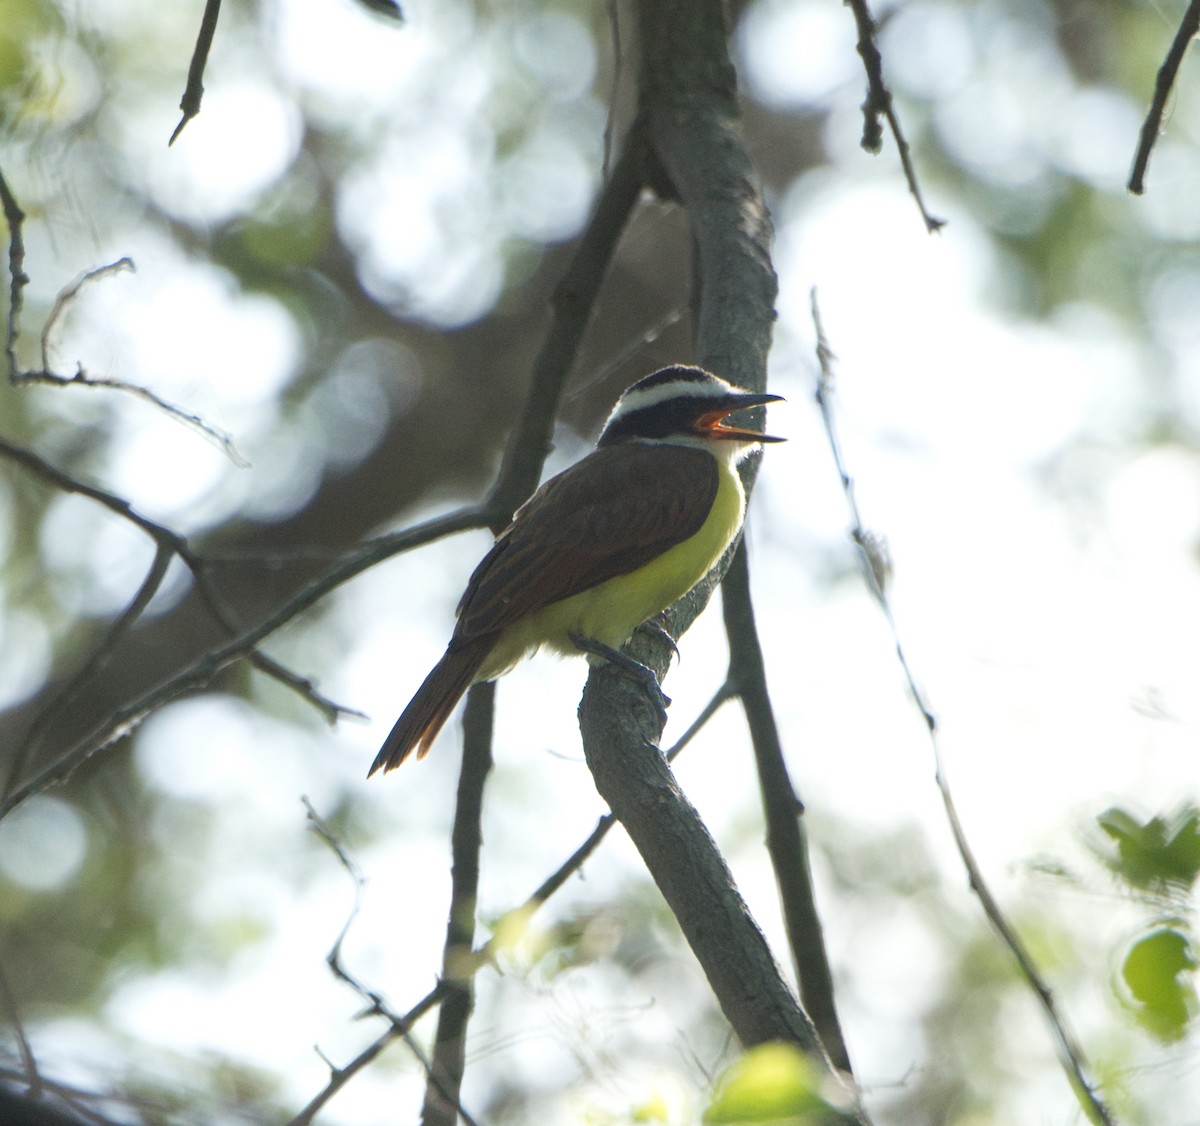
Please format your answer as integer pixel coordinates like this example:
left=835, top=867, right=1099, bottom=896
left=479, top=458, right=745, bottom=678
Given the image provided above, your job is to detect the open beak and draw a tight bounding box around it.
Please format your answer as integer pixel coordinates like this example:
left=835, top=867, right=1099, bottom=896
left=696, top=392, right=786, bottom=443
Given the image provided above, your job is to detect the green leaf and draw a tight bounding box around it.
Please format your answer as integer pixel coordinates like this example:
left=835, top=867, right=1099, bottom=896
left=1097, top=804, right=1200, bottom=891
left=1121, top=927, right=1198, bottom=1042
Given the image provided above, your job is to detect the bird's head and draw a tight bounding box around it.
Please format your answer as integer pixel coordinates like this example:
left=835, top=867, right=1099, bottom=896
left=598, top=365, right=784, bottom=457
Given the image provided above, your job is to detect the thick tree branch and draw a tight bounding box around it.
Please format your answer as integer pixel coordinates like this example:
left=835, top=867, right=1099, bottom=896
left=579, top=661, right=821, bottom=1053
left=569, top=1, right=859, bottom=1102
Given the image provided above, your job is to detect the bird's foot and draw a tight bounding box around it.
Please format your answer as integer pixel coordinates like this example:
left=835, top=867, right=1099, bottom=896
left=570, top=632, right=671, bottom=722
left=638, top=614, right=681, bottom=665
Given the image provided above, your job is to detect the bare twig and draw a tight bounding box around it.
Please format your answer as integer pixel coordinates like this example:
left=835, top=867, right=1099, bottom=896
left=294, top=689, right=731, bottom=1121
left=0, top=959, right=41, bottom=1096
left=41, top=259, right=136, bottom=371
left=170, top=0, right=223, bottom=146
left=722, top=540, right=856, bottom=1080
left=0, top=506, right=491, bottom=821
left=1129, top=0, right=1200, bottom=194
left=420, top=685, right=493, bottom=1126
left=488, top=133, right=646, bottom=522
left=487, top=677, right=735, bottom=928
left=7, top=545, right=174, bottom=791
left=2, top=150, right=243, bottom=462
left=16, top=256, right=247, bottom=465
left=287, top=985, right=450, bottom=1126
left=0, top=438, right=357, bottom=796
left=809, top=289, right=1115, bottom=1126
left=843, top=0, right=945, bottom=232
left=302, top=798, right=483, bottom=1125
left=0, top=164, right=28, bottom=384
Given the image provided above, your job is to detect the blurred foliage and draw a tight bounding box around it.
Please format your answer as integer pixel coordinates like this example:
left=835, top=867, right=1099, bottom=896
left=1095, top=804, right=1200, bottom=1044
left=704, top=1041, right=858, bottom=1124
left=1, top=0, right=1199, bottom=1121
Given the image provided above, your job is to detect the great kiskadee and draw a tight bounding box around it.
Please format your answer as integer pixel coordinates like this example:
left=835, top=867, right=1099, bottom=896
left=369, top=364, right=783, bottom=775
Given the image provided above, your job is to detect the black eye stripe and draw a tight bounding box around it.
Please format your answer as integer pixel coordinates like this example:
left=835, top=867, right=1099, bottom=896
left=598, top=399, right=707, bottom=445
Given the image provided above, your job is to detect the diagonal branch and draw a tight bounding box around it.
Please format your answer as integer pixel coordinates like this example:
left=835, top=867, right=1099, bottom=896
left=1128, top=0, right=1200, bottom=194
left=810, top=290, right=1114, bottom=1126
left=7, top=544, right=174, bottom=792
left=0, top=506, right=491, bottom=820
left=843, top=0, right=945, bottom=232
left=0, top=438, right=356, bottom=796
left=488, top=134, right=647, bottom=524
left=294, top=690, right=732, bottom=1121
left=722, top=539, right=854, bottom=1077
left=170, top=0, right=223, bottom=146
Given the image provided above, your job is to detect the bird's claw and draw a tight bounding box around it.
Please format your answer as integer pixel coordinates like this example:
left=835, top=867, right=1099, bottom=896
left=638, top=615, right=681, bottom=665
left=570, top=632, right=671, bottom=721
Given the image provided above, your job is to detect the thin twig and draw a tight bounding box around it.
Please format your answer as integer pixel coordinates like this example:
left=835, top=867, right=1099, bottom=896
left=302, top=799, right=486, bottom=1125
left=809, top=289, right=1115, bottom=1126
left=0, top=959, right=41, bottom=1096
left=487, top=678, right=735, bottom=925
left=287, top=986, right=450, bottom=1126
left=0, top=199, right=241, bottom=461
left=420, top=684, right=493, bottom=1126
left=292, top=689, right=731, bottom=1121
left=0, top=438, right=356, bottom=794
left=7, top=545, right=174, bottom=792
left=0, top=164, right=28, bottom=383
left=15, top=256, right=247, bottom=465
left=843, top=0, right=945, bottom=232
left=722, top=540, right=857, bottom=1081
left=0, top=506, right=492, bottom=821
left=170, top=0, right=223, bottom=145
left=41, top=259, right=136, bottom=372
left=603, top=0, right=623, bottom=179
left=1, top=149, right=242, bottom=463
left=1128, top=0, right=1200, bottom=194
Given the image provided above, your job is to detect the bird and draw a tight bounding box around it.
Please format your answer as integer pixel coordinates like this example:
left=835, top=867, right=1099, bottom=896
left=369, top=364, right=784, bottom=775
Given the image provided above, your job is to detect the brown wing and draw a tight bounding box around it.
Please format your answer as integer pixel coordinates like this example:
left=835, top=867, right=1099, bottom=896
left=454, top=443, right=717, bottom=640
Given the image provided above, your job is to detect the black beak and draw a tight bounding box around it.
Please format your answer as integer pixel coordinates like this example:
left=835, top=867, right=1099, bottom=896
left=702, top=391, right=785, bottom=443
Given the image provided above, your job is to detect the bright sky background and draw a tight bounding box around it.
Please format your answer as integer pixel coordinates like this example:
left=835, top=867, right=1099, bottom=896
left=2, top=0, right=1199, bottom=1121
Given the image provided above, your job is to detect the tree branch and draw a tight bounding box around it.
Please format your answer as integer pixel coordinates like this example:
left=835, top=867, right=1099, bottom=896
left=810, top=290, right=1114, bottom=1126
left=0, top=437, right=359, bottom=798
left=420, top=683, right=493, bottom=1126
left=170, top=0, right=223, bottom=146
left=843, top=0, right=944, bottom=232
left=1128, top=0, right=1200, bottom=194
left=722, top=538, right=854, bottom=1076
left=0, top=506, right=491, bottom=820
left=569, top=3, right=859, bottom=1102
left=489, top=135, right=646, bottom=524
left=577, top=656, right=823, bottom=1053
left=0, top=163, right=29, bottom=384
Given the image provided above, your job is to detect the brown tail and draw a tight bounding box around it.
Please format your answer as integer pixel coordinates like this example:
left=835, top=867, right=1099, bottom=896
left=368, top=636, right=494, bottom=776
